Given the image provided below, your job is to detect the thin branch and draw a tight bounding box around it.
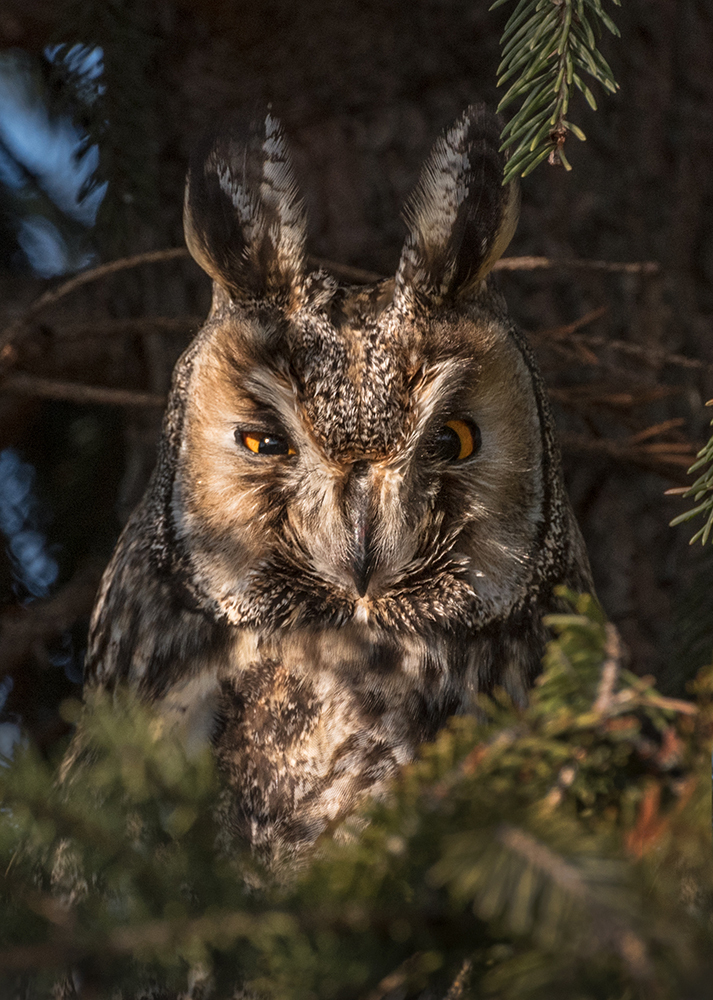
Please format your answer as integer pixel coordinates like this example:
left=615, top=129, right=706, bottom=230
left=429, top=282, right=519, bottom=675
left=628, top=419, right=686, bottom=444
left=48, top=316, right=204, bottom=341
left=594, top=623, right=623, bottom=714
left=560, top=434, right=697, bottom=482
left=442, top=959, right=473, bottom=1000
left=637, top=693, right=698, bottom=716
left=535, top=306, right=608, bottom=339
left=310, top=254, right=656, bottom=282
left=493, top=256, right=659, bottom=275
left=543, top=762, right=578, bottom=810
left=0, top=250, right=661, bottom=372
left=359, top=953, right=427, bottom=1000
left=0, top=374, right=166, bottom=408
left=562, top=433, right=697, bottom=461
left=550, top=386, right=682, bottom=409
left=611, top=687, right=698, bottom=717
left=533, top=328, right=713, bottom=375
left=0, top=248, right=190, bottom=358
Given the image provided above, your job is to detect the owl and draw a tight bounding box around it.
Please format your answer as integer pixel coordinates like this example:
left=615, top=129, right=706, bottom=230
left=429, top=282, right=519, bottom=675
left=84, top=106, right=593, bottom=865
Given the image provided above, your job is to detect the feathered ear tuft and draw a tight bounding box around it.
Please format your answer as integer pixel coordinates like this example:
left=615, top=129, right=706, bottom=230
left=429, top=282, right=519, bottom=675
left=394, top=106, right=520, bottom=306
left=183, top=113, right=307, bottom=308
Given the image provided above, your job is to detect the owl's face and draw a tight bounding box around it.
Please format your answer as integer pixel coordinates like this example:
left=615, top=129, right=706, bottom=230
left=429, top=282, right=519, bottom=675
left=172, top=285, right=543, bottom=636
left=168, top=109, right=561, bottom=639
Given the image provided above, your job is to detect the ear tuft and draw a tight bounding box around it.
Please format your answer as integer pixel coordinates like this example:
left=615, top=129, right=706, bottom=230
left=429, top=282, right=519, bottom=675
left=184, top=113, right=307, bottom=307
left=395, top=106, right=520, bottom=306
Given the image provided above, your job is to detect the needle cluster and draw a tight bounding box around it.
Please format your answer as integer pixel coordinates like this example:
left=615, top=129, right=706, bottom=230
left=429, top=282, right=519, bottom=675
left=493, top=0, right=620, bottom=181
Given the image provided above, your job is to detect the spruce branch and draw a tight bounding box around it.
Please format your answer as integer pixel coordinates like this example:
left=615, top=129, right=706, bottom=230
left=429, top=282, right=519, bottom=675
left=492, top=0, right=621, bottom=182
left=669, top=400, right=713, bottom=544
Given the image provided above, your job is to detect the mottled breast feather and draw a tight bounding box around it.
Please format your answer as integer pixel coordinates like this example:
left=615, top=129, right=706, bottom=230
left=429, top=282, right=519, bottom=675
left=83, top=106, right=593, bottom=866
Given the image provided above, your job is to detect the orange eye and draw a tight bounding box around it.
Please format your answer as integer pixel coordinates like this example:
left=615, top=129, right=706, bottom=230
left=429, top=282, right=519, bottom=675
left=239, top=431, right=296, bottom=457
left=430, top=419, right=481, bottom=462
left=446, top=419, right=478, bottom=460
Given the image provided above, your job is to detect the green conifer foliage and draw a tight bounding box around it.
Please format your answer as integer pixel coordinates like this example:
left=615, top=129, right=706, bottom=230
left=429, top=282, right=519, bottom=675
left=493, top=0, right=621, bottom=181
left=1, top=593, right=712, bottom=999
left=670, top=403, right=713, bottom=545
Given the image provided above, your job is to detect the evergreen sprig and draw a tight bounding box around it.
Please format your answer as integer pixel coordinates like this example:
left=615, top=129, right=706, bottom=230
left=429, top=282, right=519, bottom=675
left=670, top=402, right=713, bottom=545
left=492, top=0, right=621, bottom=182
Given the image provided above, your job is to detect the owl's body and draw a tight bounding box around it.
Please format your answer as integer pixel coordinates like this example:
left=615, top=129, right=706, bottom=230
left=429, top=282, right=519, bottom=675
left=85, top=108, right=592, bottom=862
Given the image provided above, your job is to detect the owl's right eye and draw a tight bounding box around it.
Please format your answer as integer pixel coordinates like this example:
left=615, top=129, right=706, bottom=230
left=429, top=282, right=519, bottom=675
left=237, top=430, right=296, bottom=457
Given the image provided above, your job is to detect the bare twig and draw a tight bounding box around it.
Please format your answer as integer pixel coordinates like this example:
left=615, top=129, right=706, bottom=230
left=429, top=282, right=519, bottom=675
left=536, top=307, right=609, bottom=340
left=637, top=693, right=698, bottom=716
left=533, top=307, right=608, bottom=364
left=48, top=316, right=203, bottom=341
left=0, top=374, right=166, bottom=408
left=550, top=385, right=681, bottom=408
left=582, top=335, right=713, bottom=373
left=359, top=953, right=426, bottom=1000
left=628, top=419, right=686, bottom=444
left=493, top=256, right=660, bottom=275
left=0, top=250, right=661, bottom=367
left=308, top=254, right=661, bottom=281
left=594, top=624, right=623, bottom=714
left=0, top=248, right=190, bottom=358
left=532, top=325, right=713, bottom=375
left=560, top=433, right=697, bottom=464
left=443, top=959, right=473, bottom=1000
left=560, top=434, right=697, bottom=480
left=610, top=686, right=698, bottom=717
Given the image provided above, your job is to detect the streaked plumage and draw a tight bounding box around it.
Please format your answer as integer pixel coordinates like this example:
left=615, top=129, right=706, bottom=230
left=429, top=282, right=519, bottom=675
left=84, top=106, right=593, bottom=864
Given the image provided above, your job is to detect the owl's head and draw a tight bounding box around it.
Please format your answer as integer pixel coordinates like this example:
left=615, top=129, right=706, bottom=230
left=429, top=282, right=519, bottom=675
left=160, top=107, right=570, bottom=637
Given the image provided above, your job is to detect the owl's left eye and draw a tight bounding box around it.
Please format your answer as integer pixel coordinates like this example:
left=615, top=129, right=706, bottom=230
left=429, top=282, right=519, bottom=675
left=429, top=419, right=481, bottom=462
left=238, top=430, right=296, bottom=457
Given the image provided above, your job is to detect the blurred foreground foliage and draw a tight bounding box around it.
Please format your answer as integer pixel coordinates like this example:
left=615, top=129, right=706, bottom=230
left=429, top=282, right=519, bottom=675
left=0, top=591, right=712, bottom=1000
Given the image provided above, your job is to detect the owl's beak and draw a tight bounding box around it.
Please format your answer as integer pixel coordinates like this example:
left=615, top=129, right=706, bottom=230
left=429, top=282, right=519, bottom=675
left=351, top=511, right=374, bottom=597
left=346, top=460, right=375, bottom=597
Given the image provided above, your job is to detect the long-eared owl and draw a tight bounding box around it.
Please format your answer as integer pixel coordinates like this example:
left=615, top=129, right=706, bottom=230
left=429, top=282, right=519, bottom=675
left=85, top=106, right=593, bottom=863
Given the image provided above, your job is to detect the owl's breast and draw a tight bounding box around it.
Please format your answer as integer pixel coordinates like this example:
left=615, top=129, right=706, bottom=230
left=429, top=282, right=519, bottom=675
left=211, top=623, right=472, bottom=861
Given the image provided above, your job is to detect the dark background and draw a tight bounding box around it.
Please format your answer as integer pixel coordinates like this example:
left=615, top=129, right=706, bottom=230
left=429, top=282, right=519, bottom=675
left=1, top=0, right=712, bottom=750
